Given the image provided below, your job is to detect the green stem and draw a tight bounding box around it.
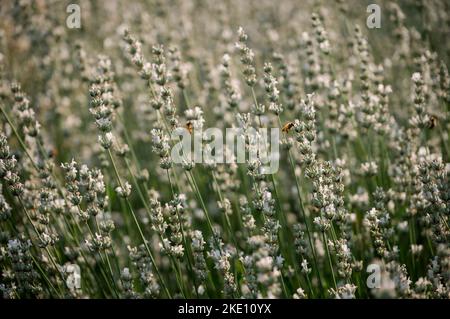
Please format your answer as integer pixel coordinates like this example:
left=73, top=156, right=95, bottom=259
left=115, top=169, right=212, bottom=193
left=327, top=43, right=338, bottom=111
left=106, top=149, right=172, bottom=298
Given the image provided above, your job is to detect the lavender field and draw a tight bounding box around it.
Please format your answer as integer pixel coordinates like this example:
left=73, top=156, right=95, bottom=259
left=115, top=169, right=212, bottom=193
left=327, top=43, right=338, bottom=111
left=0, top=0, right=449, bottom=299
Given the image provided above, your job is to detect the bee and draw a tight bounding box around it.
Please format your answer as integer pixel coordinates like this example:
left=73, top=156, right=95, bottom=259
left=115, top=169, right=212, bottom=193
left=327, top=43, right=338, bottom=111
left=281, top=121, right=294, bottom=133
left=427, top=115, right=437, bottom=129
left=50, top=147, right=58, bottom=158
left=185, top=121, right=194, bottom=134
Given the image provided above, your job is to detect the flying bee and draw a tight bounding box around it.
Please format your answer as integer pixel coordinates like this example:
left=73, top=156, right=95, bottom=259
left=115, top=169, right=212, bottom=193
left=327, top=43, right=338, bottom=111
left=281, top=121, right=294, bottom=133
left=185, top=121, right=194, bottom=134
left=427, top=115, right=437, bottom=129
left=50, top=147, right=58, bottom=158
